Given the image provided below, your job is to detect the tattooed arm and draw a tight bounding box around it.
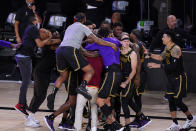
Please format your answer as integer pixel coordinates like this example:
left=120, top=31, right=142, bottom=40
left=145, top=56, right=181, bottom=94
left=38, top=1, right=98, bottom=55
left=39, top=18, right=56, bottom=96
left=171, top=45, right=182, bottom=58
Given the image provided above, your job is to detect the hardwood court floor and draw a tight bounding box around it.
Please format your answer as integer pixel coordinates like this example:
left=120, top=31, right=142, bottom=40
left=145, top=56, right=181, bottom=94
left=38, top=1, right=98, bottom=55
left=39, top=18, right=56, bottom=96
left=0, top=81, right=196, bottom=131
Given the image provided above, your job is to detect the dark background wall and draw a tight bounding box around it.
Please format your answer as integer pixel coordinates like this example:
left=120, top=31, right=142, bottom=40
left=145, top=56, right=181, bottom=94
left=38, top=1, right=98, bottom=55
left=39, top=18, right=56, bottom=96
left=0, top=0, right=196, bottom=33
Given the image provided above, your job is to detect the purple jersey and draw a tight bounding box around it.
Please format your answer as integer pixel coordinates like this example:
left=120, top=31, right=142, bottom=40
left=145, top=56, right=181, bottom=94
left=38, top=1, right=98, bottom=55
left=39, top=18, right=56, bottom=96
left=85, top=37, right=120, bottom=68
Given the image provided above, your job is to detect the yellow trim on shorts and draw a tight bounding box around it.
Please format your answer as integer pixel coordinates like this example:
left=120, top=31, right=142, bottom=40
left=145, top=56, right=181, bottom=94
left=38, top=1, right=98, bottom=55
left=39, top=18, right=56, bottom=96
left=174, top=75, right=182, bottom=98
left=122, top=80, right=131, bottom=97
left=56, top=64, right=68, bottom=73
left=137, top=88, right=145, bottom=95
left=109, top=72, right=115, bottom=96
left=166, top=92, right=175, bottom=95
left=73, top=48, right=80, bottom=71
left=185, top=73, right=188, bottom=92
left=66, top=71, right=72, bottom=93
left=98, top=72, right=108, bottom=93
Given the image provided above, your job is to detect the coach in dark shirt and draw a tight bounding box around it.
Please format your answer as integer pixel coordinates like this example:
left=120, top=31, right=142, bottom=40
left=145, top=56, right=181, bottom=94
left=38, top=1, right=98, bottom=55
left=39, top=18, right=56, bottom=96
left=149, top=15, right=196, bottom=52
left=14, top=16, right=61, bottom=118
left=14, top=0, right=42, bottom=44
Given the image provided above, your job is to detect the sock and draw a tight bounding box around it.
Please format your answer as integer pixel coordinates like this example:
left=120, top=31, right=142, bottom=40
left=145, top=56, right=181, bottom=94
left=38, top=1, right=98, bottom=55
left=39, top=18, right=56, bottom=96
left=52, top=87, right=59, bottom=95
left=187, top=114, right=193, bottom=120
left=62, top=117, right=67, bottom=123
left=172, top=118, right=178, bottom=125
left=49, top=114, right=55, bottom=120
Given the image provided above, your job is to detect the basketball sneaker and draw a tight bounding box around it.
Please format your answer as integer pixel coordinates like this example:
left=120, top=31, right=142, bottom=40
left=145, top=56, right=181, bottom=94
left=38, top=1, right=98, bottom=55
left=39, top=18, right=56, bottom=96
left=25, top=115, right=40, bottom=128
left=14, top=103, right=29, bottom=116
left=44, top=116, right=55, bottom=131
left=182, top=115, right=196, bottom=129
left=76, top=81, right=92, bottom=100
left=166, top=122, right=180, bottom=131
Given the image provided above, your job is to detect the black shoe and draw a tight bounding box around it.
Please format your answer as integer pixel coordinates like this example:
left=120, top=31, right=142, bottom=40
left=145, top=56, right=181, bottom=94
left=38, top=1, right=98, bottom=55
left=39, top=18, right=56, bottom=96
left=128, top=118, right=139, bottom=128
left=111, top=121, right=124, bottom=131
left=44, top=116, right=55, bottom=131
left=86, top=123, right=91, bottom=131
left=76, top=86, right=92, bottom=100
left=58, top=121, right=74, bottom=130
left=124, top=125, right=131, bottom=131
left=47, top=93, right=55, bottom=110
left=15, top=103, right=29, bottom=116
left=103, top=123, right=112, bottom=131
left=137, top=117, right=152, bottom=130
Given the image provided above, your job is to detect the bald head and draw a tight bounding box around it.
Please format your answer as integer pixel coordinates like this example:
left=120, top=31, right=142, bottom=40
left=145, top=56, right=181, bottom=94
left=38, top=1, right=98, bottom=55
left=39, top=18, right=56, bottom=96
left=167, top=15, right=177, bottom=29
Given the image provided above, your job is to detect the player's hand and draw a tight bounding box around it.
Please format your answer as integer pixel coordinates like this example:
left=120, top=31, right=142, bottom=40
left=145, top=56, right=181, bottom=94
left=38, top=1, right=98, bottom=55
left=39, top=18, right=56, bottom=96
left=16, top=37, right=22, bottom=44
left=111, top=44, right=118, bottom=51
left=120, top=82, right=127, bottom=88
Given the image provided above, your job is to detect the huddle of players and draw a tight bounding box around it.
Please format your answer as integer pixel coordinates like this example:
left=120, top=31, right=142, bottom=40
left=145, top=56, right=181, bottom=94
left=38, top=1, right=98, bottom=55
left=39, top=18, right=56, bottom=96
left=44, top=20, right=151, bottom=131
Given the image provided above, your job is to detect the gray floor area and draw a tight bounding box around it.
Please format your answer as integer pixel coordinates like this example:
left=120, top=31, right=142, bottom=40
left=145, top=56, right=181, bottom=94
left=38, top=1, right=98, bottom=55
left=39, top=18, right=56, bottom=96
left=0, top=81, right=196, bottom=131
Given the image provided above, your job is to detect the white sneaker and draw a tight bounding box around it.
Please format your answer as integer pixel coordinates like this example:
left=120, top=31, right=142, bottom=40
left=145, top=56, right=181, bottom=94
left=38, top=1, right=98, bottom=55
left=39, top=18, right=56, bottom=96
left=27, top=114, right=40, bottom=124
left=91, top=126, right=97, bottom=131
left=166, top=122, right=180, bottom=131
left=183, top=115, right=196, bottom=129
left=25, top=117, right=40, bottom=128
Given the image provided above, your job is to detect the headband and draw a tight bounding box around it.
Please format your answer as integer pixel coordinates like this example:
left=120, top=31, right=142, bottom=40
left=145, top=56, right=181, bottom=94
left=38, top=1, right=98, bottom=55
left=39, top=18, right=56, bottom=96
left=121, top=37, right=130, bottom=41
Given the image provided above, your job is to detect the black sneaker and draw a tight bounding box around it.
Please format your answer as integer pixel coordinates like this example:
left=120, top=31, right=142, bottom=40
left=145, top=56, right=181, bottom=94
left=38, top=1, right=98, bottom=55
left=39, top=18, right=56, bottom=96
left=111, top=121, right=124, bottom=131
left=86, top=122, right=91, bottom=131
left=137, top=117, right=152, bottom=130
left=103, top=123, right=112, bottom=131
left=58, top=121, right=75, bottom=130
left=76, top=85, right=92, bottom=100
left=44, top=116, right=55, bottom=131
left=124, top=125, right=131, bottom=131
left=47, top=93, right=55, bottom=110
left=128, top=118, right=139, bottom=128
left=14, top=103, right=29, bottom=116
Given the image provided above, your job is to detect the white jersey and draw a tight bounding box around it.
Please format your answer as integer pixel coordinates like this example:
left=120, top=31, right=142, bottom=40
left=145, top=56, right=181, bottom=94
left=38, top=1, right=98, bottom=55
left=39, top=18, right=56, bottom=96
left=60, top=22, right=92, bottom=49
